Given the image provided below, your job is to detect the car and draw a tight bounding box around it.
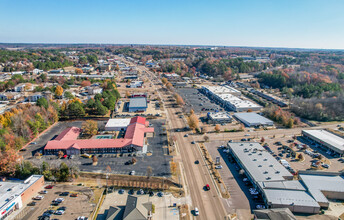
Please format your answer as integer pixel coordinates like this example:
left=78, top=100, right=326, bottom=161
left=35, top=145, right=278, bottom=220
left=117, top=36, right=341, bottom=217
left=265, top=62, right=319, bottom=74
left=223, top=149, right=230, bottom=153
left=39, top=190, right=48, bottom=194
left=243, top=178, right=249, bottom=182
left=33, top=195, right=44, bottom=200
left=205, top=184, right=210, bottom=190
left=250, top=191, right=259, bottom=195
left=157, top=192, right=164, bottom=197
left=195, top=160, right=199, bottom=164
left=55, top=210, right=65, bottom=215
left=118, top=189, right=125, bottom=194
left=137, top=189, right=144, bottom=195
left=28, top=201, right=36, bottom=206
left=129, top=171, right=136, bottom=175
left=128, top=189, right=134, bottom=195
left=219, top=145, right=225, bottom=148
left=191, top=141, right=195, bottom=144
left=148, top=191, right=154, bottom=196
left=42, top=211, right=52, bottom=217
left=53, top=198, right=64, bottom=203
left=241, top=138, right=247, bottom=141
left=194, top=207, right=199, bottom=216
left=184, top=134, right=189, bottom=137
left=215, top=165, right=223, bottom=169
left=244, top=134, right=250, bottom=136
left=57, top=206, right=67, bottom=211
left=70, top=193, right=78, bottom=197
left=30, top=142, right=37, bottom=145
left=256, top=204, right=266, bottom=209
left=322, top=164, right=330, bottom=168
left=45, top=185, right=54, bottom=189
left=60, top=192, right=69, bottom=196
left=19, top=148, right=27, bottom=151
left=77, top=217, right=88, bottom=220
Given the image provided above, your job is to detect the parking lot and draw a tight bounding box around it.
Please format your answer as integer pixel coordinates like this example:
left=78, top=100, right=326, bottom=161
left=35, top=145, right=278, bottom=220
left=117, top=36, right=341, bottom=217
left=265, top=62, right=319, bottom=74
left=15, top=184, right=95, bottom=220
left=176, top=87, right=220, bottom=114
left=26, top=119, right=172, bottom=177
left=96, top=189, right=182, bottom=220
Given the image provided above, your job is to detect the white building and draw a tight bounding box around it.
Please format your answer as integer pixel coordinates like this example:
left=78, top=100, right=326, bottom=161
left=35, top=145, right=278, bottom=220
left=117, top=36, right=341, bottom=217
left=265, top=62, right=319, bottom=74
left=105, top=118, right=131, bottom=131
left=207, top=112, right=232, bottom=123
left=234, top=113, right=274, bottom=127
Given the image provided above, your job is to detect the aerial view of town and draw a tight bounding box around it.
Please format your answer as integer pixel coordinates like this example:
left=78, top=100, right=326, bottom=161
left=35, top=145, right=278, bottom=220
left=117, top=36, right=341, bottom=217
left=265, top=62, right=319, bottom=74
left=0, top=1, right=343, bottom=220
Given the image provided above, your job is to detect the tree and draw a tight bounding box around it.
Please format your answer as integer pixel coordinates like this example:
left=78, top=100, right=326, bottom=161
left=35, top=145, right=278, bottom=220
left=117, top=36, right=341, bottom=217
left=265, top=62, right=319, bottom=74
left=175, top=94, right=185, bottom=106
left=215, top=124, right=221, bottom=133
left=55, top=85, right=63, bottom=97
left=161, top=78, right=168, bottom=85
left=125, top=91, right=131, bottom=98
left=203, top=135, right=209, bottom=142
left=92, top=155, right=98, bottom=164
left=0, top=150, right=22, bottom=176
left=82, top=120, right=98, bottom=137
left=146, top=166, right=153, bottom=179
left=64, top=91, right=74, bottom=99
left=58, top=162, right=70, bottom=182
left=170, top=161, right=177, bottom=174
left=95, top=100, right=108, bottom=116
left=36, top=97, right=49, bottom=109
left=75, top=68, right=83, bottom=74
left=58, top=150, right=64, bottom=159
left=65, top=101, right=85, bottom=117
left=297, top=153, right=304, bottom=161
left=81, top=80, right=91, bottom=87
left=187, top=113, right=199, bottom=131
left=131, top=157, right=137, bottom=164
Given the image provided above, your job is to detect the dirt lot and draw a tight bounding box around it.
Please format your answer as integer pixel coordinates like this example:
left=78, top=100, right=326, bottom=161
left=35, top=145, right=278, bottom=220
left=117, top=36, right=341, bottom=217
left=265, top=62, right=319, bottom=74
left=15, top=184, right=95, bottom=220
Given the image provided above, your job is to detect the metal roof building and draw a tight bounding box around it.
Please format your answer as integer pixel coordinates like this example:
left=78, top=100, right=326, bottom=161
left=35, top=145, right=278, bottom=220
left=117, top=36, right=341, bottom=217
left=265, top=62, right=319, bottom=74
left=302, top=129, right=344, bottom=156
left=105, top=118, right=131, bottom=131
left=128, top=97, right=147, bottom=112
left=234, top=113, right=274, bottom=127
left=299, top=173, right=344, bottom=208
left=227, top=142, right=320, bottom=214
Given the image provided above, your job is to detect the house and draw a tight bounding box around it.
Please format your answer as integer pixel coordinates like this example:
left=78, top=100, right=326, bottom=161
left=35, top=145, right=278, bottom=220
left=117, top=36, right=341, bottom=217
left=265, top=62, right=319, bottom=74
left=14, top=83, right=34, bottom=92
left=28, top=93, right=43, bottom=102
left=105, top=195, right=152, bottom=220
left=0, top=92, right=22, bottom=101
left=87, top=87, right=103, bottom=95
left=128, top=97, right=147, bottom=112
left=49, top=69, right=63, bottom=74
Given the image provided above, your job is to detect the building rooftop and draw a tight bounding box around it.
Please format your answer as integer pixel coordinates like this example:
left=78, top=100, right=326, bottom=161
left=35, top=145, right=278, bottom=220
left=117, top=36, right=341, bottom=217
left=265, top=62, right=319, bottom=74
left=264, top=189, right=320, bottom=208
left=300, top=174, right=344, bottom=204
left=217, top=93, right=261, bottom=109
left=234, top=113, right=273, bottom=125
left=105, top=118, right=131, bottom=128
left=254, top=208, right=296, bottom=220
left=207, top=112, right=232, bottom=120
left=228, top=142, right=293, bottom=182
left=302, top=129, right=344, bottom=152
left=0, top=175, right=43, bottom=211
left=129, top=97, right=147, bottom=109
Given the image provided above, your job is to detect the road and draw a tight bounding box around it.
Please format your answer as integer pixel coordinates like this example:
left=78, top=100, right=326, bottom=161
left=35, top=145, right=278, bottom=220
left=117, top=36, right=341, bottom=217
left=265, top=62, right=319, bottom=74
left=133, top=63, right=228, bottom=219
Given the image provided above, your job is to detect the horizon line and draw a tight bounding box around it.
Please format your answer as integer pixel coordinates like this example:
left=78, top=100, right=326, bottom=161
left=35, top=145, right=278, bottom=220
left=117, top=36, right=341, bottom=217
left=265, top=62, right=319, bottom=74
left=1, top=42, right=344, bottom=51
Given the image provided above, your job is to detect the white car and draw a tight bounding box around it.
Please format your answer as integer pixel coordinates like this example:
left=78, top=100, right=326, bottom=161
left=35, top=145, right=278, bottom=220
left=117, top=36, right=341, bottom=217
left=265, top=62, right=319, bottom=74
left=194, top=207, right=199, bottom=216
left=33, top=195, right=44, bottom=200
left=223, top=149, right=230, bottom=153
left=39, top=190, right=48, bottom=194
left=243, top=178, right=249, bottom=182
left=250, top=191, right=259, bottom=195
left=215, top=165, right=223, bottom=169
left=55, top=210, right=65, bottom=215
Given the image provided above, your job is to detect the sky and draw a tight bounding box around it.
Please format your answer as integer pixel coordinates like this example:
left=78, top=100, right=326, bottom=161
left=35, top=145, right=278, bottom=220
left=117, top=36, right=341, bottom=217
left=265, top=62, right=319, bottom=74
left=0, top=0, right=344, bottom=49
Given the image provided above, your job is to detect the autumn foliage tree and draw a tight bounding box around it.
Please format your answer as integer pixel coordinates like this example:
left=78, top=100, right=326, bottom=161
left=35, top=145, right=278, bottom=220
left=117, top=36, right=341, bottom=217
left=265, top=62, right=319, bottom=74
left=214, top=124, right=221, bottom=133
left=75, top=68, right=83, bottom=74
left=55, top=85, right=63, bottom=98
left=187, top=113, right=199, bottom=131
left=174, top=94, right=185, bottom=106
left=81, top=80, right=91, bottom=87
left=81, top=120, right=98, bottom=137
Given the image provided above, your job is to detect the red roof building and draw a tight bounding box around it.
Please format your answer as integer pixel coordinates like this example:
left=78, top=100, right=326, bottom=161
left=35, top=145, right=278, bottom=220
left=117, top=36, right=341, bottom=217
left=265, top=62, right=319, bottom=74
left=44, top=116, right=154, bottom=155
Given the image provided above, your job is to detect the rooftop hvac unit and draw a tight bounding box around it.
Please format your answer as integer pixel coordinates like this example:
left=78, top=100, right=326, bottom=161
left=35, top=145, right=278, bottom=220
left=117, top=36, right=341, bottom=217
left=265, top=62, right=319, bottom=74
left=275, top=171, right=280, bottom=174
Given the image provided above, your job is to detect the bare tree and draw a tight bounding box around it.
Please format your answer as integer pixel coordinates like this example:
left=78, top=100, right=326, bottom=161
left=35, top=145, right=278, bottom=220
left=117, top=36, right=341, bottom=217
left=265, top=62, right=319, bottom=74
left=146, top=166, right=153, bottom=179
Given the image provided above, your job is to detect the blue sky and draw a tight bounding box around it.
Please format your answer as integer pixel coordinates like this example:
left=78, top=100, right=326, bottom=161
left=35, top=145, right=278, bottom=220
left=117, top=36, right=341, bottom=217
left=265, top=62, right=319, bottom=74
left=0, top=0, right=343, bottom=49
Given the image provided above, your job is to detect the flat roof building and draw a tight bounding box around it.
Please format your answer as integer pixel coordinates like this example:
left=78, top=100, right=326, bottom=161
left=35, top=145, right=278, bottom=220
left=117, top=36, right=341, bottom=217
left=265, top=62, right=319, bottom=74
left=128, top=97, right=147, bottom=112
left=207, top=112, right=232, bottom=123
left=0, top=175, right=44, bottom=220
left=302, top=129, right=344, bottom=156
left=234, top=113, right=274, bottom=127
left=227, top=142, right=320, bottom=214
left=202, top=85, right=261, bottom=112
left=105, top=118, right=131, bottom=131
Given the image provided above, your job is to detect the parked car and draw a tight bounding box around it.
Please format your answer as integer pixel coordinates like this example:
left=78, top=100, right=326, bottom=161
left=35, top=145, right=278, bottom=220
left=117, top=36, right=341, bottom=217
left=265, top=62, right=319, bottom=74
left=157, top=192, right=164, bottom=197
left=215, top=165, right=223, bottom=169
left=194, top=207, right=199, bottom=216
left=243, top=178, right=249, bottom=182
left=70, top=193, right=78, bottom=197
left=191, top=141, right=195, bottom=144
left=322, top=164, right=330, bottom=168
left=45, top=185, right=54, bottom=189
left=60, top=192, right=69, bottom=196
left=33, top=195, right=44, bottom=200
left=184, top=134, right=189, bottom=137
left=137, top=189, right=144, bottom=195
left=205, top=184, right=210, bottom=190
left=28, top=201, right=36, bottom=206
left=55, top=210, right=65, bottom=215
left=118, top=189, right=125, bottom=194
left=195, top=160, right=199, bottom=164
left=77, top=217, right=88, bottom=220
left=39, top=190, right=48, bottom=194
left=129, top=171, right=136, bottom=175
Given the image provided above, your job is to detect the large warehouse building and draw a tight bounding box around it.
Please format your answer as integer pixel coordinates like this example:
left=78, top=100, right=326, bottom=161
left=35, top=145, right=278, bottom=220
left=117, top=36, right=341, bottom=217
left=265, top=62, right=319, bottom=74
left=0, top=175, right=44, bottom=220
left=227, top=142, right=321, bottom=214
left=202, top=85, right=262, bottom=112
left=302, top=129, right=344, bottom=157
left=45, top=116, right=154, bottom=155
left=234, top=112, right=274, bottom=127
